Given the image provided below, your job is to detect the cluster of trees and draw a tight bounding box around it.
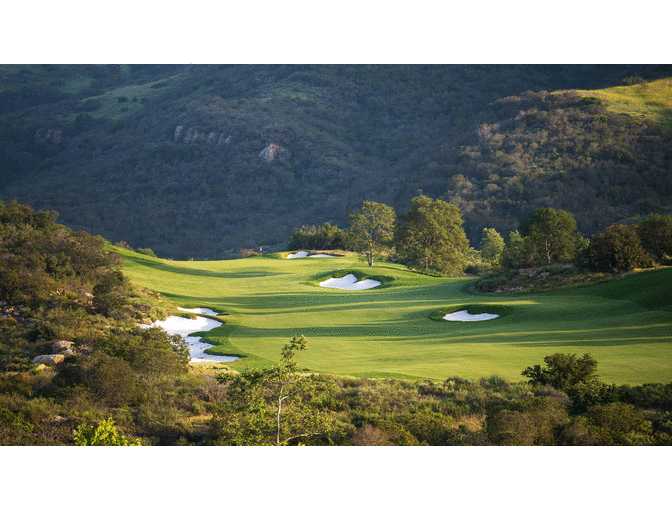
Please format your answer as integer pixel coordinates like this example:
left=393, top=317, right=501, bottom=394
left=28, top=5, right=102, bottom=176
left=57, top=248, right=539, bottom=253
left=286, top=223, right=346, bottom=251
left=289, top=200, right=672, bottom=277
left=584, top=214, right=672, bottom=272
left=475, top=206, right=672, bottom=274
left=287, top=195, right=469, bottom=275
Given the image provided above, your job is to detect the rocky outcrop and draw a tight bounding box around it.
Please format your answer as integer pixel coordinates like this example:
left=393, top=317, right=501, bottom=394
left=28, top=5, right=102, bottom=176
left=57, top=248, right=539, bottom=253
left=32, top=354, right=65, bottom=367
left=173, top=126, right=289, bottom=162
left=35, top=128, right=63, bottom=146
left=1, top=303, right=26, bottom=323
left=29, top=339, right=77, bottom=368
left=52, top=341, right=75, bottom=356
left=174, top=125, right=184, bottom=142
left=259, top=143, right=290, bottom=163
left=175, top=125, right=231, bottom=146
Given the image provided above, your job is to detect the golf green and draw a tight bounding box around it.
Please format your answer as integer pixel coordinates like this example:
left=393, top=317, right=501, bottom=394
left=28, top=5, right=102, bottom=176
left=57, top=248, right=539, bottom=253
left=117, top=248, right=672, bottom=385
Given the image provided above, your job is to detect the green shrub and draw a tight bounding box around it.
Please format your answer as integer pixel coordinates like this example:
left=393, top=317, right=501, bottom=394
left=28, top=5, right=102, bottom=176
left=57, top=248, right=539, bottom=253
left=74, top=418, right=141, bottom=446
left=135, top=248, right=157, bottom=257
left=585, top=224, right=652, bottom=272
left=287, top=222, right=346, bottom=251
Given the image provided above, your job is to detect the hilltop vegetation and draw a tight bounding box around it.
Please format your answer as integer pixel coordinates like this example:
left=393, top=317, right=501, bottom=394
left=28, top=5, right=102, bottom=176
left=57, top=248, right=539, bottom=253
left=1, top=64, right=672, bottom=259
left=0, top=200, right=193, bottom=444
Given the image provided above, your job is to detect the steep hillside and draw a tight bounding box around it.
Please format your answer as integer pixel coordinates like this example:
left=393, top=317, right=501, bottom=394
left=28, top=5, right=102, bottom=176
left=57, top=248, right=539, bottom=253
left=1, top=64, right=671, bottom=259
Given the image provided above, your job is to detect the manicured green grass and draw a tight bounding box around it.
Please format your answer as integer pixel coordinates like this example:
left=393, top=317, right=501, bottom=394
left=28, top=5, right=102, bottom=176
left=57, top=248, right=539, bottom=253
left=115, top=247, right=672, bottom=385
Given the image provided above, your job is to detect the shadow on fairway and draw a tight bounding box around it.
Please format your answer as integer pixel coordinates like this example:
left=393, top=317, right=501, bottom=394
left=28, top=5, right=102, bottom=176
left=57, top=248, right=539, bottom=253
left=129, top=256, right=289, bottom=279
left=197, top=292, right=453, bottom=315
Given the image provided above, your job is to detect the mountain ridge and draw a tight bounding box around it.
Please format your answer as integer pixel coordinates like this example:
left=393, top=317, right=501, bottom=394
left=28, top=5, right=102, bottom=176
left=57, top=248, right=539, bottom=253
left=1, top=64, right=671, bottom=259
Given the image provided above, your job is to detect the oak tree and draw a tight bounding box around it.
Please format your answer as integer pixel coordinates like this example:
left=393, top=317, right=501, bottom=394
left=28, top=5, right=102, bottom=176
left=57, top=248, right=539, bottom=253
left=585, top=224, right=649, bottom=272
left=519, top=207, right=580, bottom=266
left=346, top=201, right=395, bottom=266
left=479, top=227, right=505, bottom=266
left=638, top=214, right=672, bottom=262
left=394, top=195, right=468, bottom=274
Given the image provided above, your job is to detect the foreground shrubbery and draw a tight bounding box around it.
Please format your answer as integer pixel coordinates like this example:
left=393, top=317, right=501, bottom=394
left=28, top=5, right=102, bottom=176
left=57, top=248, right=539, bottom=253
left=3, top=341, right=672, bottom=445
left=0, top=200, right=190, bottom=445
left=203, top=347, right=672, bottom=445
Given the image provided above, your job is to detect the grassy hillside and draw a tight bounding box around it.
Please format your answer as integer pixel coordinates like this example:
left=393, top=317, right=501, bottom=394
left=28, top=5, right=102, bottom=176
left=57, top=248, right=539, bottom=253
left=575, top=77, right=672, bottom=130
left=116, top=247, right=672, bottom=385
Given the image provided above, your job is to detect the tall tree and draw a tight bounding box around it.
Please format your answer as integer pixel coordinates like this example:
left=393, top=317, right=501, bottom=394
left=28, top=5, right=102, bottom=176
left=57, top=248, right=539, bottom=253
left=346, top=201, right=395, bottom=266
left=585, top=224, right=649, bottom=272
left=479, top=227, right=505, bottom=266
left=638, top=214, right=672, bottom=262
left=500, top=230, right=529, bottom=269
left=394, top=195, right=469, bottom=274
left=519, top=207, right=580, bottom=266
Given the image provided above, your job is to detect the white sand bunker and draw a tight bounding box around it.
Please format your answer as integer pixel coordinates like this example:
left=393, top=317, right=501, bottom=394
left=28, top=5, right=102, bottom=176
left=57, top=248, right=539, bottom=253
left=140, top=313, right=239, bottom=363
left=443, top=310, right=499, bottom=322
left=178, top=307, right=219, bottom=316
left=319, top=274, right=381, bottom=290
left=287, top=251, right=336, bottom=259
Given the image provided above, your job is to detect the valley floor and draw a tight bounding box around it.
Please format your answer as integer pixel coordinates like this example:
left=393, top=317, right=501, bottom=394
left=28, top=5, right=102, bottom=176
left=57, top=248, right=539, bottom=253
left=118, top=249, right=672, bottom=385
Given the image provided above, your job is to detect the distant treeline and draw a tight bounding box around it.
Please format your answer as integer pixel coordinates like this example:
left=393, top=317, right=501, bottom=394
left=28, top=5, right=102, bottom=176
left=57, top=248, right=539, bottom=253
left=286, top=198, right=672, bottom=277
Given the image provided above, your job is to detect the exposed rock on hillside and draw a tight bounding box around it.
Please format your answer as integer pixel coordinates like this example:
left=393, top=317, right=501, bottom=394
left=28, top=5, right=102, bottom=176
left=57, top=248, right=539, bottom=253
left=35, top=128, right=63, bottom=144
left=35, top=128, right=64, bottom=151
left=52, top=341, right=75, bottom=356
left=32, top=354, right=65, bottom=366
left=174, top=125, right=184, bottom=142
left=175, top=125, right=231, bottom=146
left=259, top=143, right=290, bottom=163
left=1, top=303, right=27, bottom=323
left=30, top=339, right=77, bottom=368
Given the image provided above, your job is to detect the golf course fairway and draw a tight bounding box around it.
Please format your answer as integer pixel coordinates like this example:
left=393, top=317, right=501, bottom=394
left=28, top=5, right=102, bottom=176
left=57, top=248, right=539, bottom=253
left=116, top=248, right=672, bottom=385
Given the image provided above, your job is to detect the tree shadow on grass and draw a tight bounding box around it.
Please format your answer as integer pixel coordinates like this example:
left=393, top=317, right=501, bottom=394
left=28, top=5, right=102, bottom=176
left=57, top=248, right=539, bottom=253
left=128, top=256, right=289, bottom=279
left=158, top=285, right=457, bottom=315
left=509, top=336, right=672, bottom=348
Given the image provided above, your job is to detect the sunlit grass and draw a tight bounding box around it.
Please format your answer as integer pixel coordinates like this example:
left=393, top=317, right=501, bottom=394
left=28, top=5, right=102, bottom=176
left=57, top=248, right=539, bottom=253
left=91, top=75, right=185, bottom=121
left=573, top=78, right=672, bottom=129
left=115, top=247, right=672, bottom=385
